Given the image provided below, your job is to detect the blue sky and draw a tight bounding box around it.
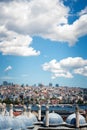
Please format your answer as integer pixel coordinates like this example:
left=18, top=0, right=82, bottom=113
left=0, top=0, right=87, bottom=87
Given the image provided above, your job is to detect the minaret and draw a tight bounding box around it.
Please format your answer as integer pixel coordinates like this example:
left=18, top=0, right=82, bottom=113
left=9, top=104, right=13, bottom=117
left=45, top=105, right=49, bottom=127
left=76, top=105, right=79, bottom=128
left=38, top=104, right=41, bottom=121
left=23, top=105, right=27, bottom=116
left=27, top=105, right=31, bottom=117
left=0, top=103, right=3, bottom=115
left=2, top=103, right=6, bottom=116
left=86, top=110, right=87, bottom=122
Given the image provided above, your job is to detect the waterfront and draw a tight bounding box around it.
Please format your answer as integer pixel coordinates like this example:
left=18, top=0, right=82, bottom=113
left=31, top=104, right=87, bottom=111
left=13, top=104, right=87, bottom=113
left=0, top=103, right=87, bottom=130
left=13, top=104, right=87, bottom=118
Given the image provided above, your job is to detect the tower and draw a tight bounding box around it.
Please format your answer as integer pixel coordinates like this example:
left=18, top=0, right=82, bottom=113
left=38, top=104, right=41, bottom=121
left=23, top=105, right=27, bottom=116
left=27, top=105, right=31, bottom=117
left=9, top=104, right=13, bottom=117
left=45, top=105, right=49, bottom=127
left=76, top=105, right=79, bottom=128
left=2, top=103, right=6, bottom=116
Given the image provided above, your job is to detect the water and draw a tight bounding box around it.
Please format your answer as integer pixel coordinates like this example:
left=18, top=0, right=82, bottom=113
left=31, top=104, right=87, bottom=112
left=12, top=104, right=87, bottom=112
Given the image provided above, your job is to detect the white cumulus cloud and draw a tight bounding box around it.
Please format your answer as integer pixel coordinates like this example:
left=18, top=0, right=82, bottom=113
left=42, top=57, right=87, bottom=79
left=79, top=7, right=87, bottom=16
left=0, top=30, right=40, bottom=56
left=4, top=66, right=12, bottom=72
left=0, top=0, right=87, bottom=56
left=74, top=66, right=87, bottom=76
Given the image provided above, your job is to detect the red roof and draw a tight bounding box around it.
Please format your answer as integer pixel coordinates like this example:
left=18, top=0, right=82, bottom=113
left=13, top=111, right=22, bottom=116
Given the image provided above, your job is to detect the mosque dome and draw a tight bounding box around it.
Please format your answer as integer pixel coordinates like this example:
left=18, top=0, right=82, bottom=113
left=28, top=112, right=38, bottom=123
left=0, top=114, right=24, bottom=130
left=16, top=115, right=34, bottom=129
left=43, top=112, right=63, bottom=126
left=0, top=114, right=28, bottom=130
left=0, top=115, right=12, bottom=130
left=11, top=118, right=26, bottom=130
left=66, top=113, right=86, bottom=126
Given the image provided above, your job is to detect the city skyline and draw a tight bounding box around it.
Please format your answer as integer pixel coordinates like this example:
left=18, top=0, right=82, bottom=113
left=0, top=0, right=87, bottom=87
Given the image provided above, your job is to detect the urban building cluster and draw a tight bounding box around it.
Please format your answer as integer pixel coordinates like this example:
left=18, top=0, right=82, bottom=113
left=0, top=81, right=87, bottom=105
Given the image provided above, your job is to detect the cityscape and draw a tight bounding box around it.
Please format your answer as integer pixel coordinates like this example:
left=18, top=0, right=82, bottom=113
left=0, top=0, right=87, bottom=129
left=0, top=81, right=87, bottom=105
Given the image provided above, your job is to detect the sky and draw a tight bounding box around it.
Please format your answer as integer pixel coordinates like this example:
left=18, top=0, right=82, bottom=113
left=0, top=0, right=87, bottom=87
